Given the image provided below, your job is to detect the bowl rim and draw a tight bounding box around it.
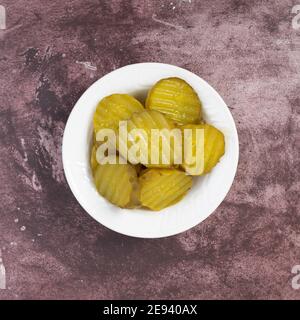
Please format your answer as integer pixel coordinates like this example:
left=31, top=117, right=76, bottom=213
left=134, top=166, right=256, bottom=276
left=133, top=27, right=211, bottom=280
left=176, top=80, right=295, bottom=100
left=62, top=62, right=239, bottom=238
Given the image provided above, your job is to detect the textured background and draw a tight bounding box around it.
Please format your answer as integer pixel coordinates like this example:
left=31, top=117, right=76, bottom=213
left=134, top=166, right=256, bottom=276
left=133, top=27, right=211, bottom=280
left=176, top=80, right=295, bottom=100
left=0, top=0, right=299, bottom=300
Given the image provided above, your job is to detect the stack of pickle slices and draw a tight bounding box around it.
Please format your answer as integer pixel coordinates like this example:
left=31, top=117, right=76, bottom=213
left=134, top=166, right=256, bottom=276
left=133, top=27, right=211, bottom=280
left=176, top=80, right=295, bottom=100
left=91, top=77, right=225, bottom=211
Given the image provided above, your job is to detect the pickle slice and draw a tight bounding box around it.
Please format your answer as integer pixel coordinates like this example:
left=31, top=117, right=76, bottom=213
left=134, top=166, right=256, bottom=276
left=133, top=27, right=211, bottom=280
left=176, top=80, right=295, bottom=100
left=139, top=168, right=192, bottom=211
left=182, top=123, right=225, bottom=175
left=93, top=156, right=139, bottom=208
left=146, top=77, right=202, bottom=125
left=93, top=94, right=144, bottom=134
left=118, top=110, right=181, bottom=167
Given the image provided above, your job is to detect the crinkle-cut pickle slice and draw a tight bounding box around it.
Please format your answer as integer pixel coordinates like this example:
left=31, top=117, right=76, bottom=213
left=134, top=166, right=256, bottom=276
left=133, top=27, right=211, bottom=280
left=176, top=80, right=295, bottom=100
left=93, top=94, right=144, bottom=134
left=118, top=109, right=181, bottom=167
left=182, top=123, right=225, bottom=175
left=93, top=156, right=139, bottom=208
left=139, top=168, right=192, bottom=211
left=146, top=77, right=202, bottom=125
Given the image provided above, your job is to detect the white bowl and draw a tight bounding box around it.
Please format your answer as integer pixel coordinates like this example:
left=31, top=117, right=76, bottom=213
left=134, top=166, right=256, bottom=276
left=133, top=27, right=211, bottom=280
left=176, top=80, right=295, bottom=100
left=62, top=63, right=239, bottom=238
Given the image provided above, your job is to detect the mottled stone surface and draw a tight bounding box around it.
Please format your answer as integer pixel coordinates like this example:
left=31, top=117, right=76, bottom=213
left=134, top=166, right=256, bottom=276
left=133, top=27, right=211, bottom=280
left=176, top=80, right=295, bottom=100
left=0, top=0, right=299, bottom=300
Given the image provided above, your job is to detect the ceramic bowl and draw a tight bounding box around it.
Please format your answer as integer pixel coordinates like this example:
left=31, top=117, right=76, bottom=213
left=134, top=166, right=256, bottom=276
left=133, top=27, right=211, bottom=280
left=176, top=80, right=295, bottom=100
left=62, top=63, right=239, bottom=238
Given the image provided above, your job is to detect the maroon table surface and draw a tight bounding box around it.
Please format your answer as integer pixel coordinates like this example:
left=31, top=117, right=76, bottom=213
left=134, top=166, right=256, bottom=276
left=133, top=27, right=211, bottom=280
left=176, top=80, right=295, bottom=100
left=0, top=0, right=299, bottom=300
